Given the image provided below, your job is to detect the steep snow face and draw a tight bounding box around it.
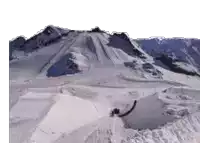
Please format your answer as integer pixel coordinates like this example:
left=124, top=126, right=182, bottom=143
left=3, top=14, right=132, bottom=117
left=9, top=31, right=79, bottom=80
left=137, top=38, right=200, bottom=76
left=10, top=25, right=70, bottom=55
left=10, top=29, right=157, bottom=79
left=47, top=31, right=156, bottom=76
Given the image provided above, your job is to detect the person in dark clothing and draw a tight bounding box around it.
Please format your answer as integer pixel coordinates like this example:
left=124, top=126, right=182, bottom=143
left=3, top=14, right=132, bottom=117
left=110, top=100, right=137, bottom=117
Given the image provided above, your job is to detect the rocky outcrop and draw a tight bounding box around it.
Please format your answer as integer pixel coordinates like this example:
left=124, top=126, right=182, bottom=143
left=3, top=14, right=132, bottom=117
left=124, top=61, right=163, bottom=78
left=21, top=26, right=62, bottom=52
left=9, top=36, right=26, bottom=60
left=156, top=54, right=200, bottom=76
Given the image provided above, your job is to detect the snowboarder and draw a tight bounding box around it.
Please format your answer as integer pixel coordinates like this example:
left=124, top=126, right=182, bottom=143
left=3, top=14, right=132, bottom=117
left=110, top=100, right=137, bottom=117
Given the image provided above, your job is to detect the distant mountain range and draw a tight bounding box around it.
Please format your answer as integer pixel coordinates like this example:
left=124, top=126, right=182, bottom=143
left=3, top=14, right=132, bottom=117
left=135, top=38, right=200, bottom=76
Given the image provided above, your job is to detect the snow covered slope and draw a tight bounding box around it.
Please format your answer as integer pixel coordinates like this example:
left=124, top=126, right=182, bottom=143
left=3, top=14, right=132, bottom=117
left=9, top=26, right=200, bottom=143
left=136, top=38, right=200, bottom=76
left=10, top=26, right=158, bottom=81
left=10, top=25, right=70, bottom=60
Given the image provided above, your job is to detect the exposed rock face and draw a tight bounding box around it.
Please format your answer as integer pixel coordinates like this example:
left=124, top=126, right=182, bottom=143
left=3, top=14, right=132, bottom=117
left=124, top=61, right=163, bottom=79
left=47, top=53, right=81, bottom=77
left=156, top=54, right=200, bottom=76
left=9, top=36, right=26, bottom=60
left=89, top=27, right=104, bottom=33
left=13, top=26, right=69, bottom=53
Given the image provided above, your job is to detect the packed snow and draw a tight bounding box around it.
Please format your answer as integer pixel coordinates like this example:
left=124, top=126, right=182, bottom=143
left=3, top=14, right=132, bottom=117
left=9, top=26, right=200, bottom=143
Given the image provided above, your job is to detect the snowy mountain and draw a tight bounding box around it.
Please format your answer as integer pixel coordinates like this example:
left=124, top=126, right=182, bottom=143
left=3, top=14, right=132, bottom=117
left=135, top=38, right=200, bottom=76
left=10, top=25, right=69, bottom=57
left=9, top=26, right=200, bottom=143
left=9, top=26, right=162, bottom=80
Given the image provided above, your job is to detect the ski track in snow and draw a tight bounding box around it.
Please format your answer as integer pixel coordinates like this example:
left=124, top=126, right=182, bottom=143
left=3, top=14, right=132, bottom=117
left=9, top=30, right=200, bottom=143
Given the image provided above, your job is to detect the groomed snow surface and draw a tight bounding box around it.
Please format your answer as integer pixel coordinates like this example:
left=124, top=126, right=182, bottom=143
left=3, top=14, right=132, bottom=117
left=10, top=27, right=200, bottom=143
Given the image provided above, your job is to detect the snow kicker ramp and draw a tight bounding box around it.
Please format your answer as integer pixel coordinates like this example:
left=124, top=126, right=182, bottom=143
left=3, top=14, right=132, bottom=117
left=10, top=77, right=200, bottom=143
left=53, top=89, right=200, bottom=143
left=10, top=92, right=110, bottom=143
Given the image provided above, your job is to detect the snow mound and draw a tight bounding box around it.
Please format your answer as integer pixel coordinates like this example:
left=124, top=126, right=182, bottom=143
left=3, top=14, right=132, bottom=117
left=121, top=94, right=177, bottom=130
